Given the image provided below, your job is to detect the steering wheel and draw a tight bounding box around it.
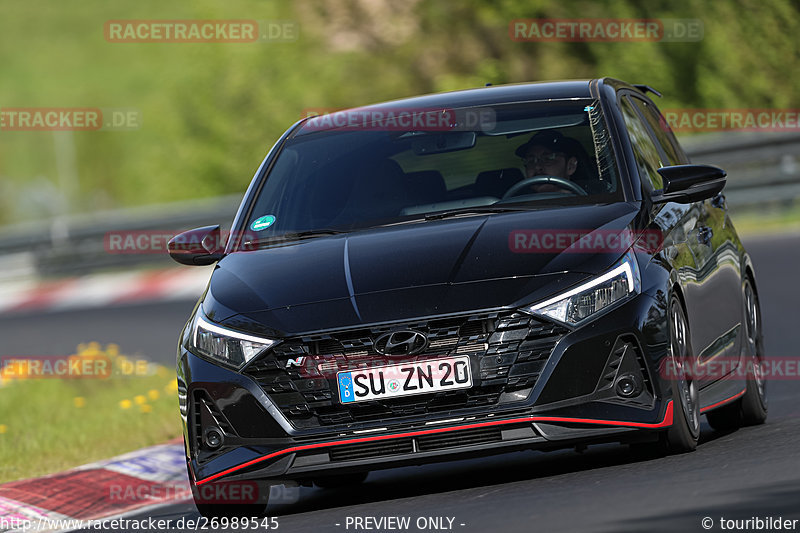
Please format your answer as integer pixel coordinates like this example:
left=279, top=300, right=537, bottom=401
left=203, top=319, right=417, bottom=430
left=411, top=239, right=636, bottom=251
left=502, top=175, right=587, bottom=199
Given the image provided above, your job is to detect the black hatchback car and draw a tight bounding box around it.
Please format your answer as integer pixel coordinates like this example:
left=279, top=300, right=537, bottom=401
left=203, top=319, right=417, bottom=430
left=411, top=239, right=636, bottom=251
left=170, top=78, right=767, bottom=516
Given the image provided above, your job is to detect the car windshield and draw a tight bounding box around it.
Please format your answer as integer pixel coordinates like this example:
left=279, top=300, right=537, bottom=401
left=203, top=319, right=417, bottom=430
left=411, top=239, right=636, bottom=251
left=241, top=100, right=622, bottom=245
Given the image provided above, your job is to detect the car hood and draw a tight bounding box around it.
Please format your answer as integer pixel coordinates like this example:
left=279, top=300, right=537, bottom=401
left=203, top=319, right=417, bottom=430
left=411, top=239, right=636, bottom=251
left=204, top=202, right=642, bottom=336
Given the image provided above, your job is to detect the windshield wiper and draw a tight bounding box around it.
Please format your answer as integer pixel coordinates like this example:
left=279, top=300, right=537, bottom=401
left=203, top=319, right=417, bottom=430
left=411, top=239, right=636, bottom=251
left=243, top=229, right=348, bottom=247
left=423, top=206, right=532, bottom=221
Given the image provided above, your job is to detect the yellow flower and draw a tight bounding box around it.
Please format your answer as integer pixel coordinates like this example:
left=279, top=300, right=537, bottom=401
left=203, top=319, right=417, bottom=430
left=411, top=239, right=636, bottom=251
left=0, top=424, right=7, bottom=434
left=119, top=399, right=132, bottom=409
left=73, top=397, right=86, bottom=408
left=134, top=395, right=147, bottom=405
left=140, top=404, right=152, bottom=414
left=78, top=341, right=103, bottom=356
left=148, top=389, right=160, bottom=401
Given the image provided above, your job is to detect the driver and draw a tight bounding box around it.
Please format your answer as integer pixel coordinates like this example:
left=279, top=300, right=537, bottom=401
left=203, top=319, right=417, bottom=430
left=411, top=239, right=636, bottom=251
left=515, top=130, right=584, bottom=193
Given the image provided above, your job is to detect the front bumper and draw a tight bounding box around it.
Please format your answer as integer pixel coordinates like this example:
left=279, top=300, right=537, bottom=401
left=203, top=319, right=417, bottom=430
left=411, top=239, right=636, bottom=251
left=179, top=292, right=674, bottom=487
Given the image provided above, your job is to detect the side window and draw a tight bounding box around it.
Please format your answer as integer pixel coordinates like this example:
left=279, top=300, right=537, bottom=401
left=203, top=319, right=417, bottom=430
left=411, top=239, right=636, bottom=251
left=629, top=97, right=687, bottom=165
left=619, top=96, right=664, bottom=191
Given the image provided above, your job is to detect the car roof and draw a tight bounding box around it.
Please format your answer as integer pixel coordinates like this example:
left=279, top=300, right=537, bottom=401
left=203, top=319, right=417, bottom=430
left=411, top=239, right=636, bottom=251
left=345, top=80, right=599, bottom=111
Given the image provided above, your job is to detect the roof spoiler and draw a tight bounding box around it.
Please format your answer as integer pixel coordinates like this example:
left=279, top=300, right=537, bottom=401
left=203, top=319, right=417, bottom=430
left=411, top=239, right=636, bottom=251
left=633, top=84, right=662, bottom=98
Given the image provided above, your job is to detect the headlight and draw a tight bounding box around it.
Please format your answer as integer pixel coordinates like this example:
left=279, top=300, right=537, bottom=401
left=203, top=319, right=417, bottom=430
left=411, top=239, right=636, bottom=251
left=525, top=251, right=641, bottom=326
left=188, top=314, right=277, bottom=369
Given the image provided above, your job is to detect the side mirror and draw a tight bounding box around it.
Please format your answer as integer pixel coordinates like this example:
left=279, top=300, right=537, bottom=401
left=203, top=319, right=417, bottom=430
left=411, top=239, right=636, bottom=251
left=168, top=225, right=225, bottom=266
left=652, top=164, right=727, bottom=205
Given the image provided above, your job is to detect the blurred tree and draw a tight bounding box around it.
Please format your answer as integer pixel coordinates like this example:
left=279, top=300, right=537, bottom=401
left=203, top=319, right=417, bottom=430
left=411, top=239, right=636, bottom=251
left=0, top=0, right=798, bottom=224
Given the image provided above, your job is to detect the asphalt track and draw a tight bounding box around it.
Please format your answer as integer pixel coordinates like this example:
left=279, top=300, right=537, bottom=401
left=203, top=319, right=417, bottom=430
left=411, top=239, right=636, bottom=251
left=0, top=300, right=196, bottom=362
left=3, top=231, right=799, bottom=533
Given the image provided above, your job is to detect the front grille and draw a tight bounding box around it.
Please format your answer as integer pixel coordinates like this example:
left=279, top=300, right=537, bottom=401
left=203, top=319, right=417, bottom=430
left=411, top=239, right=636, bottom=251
left=244, top=312, right=567, bottom=429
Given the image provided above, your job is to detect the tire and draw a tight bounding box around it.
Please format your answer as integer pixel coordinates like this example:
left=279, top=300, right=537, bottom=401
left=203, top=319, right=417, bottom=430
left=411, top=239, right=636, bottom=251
left=660, top=295, right=700, bottom=453
left=187, top=462, right=269, bottom=518
left=313, top=472, right=368, bottom=489
left=706, top=278, right=768, bottom=430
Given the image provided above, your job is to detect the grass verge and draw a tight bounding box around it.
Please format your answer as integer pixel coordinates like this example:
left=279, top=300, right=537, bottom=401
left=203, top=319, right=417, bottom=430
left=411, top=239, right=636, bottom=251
left=0, top=343, right=182, bottom=484
left=732, top=206, right=800, bottom=237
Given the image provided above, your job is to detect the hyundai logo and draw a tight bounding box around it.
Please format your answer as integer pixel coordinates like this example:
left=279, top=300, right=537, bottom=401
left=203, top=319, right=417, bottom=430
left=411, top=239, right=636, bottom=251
left=373, top=330, right=428, bottom=356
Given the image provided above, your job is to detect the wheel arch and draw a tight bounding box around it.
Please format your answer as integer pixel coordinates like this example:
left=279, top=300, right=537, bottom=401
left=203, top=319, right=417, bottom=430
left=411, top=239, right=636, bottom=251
left=742, top=253, right=760, bottom=297
left=667, top=271, right=689, bottom=321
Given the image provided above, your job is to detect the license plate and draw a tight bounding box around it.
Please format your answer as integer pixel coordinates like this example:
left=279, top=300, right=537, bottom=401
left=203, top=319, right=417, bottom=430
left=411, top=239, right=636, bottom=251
left=337, top=356, right=472, bottom=404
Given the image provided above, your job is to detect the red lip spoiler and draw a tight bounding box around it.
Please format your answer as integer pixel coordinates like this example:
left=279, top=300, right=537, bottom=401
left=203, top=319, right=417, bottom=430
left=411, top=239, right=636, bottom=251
left=193, top=401, right=674, bottom=486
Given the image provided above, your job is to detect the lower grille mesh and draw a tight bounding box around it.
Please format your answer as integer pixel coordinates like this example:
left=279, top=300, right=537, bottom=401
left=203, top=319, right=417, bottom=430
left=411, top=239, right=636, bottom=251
left=324, top=424, right=527, bottom=463
left=417, top=427, right=502, bottom=451
left=329, top=439, right=414, bottom=462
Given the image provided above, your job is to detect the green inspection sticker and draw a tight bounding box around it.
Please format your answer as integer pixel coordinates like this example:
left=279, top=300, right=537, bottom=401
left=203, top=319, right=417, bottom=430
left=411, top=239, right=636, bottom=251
left=251, top=215, right=276, bottom=231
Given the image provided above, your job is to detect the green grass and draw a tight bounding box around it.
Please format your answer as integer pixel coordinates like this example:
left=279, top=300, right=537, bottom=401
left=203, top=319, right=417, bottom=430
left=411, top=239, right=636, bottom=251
left=731, top=205, right=800, bottom=237
left=0, top=345, right=182, bottom=484
left=2, top=1, right=800, bottom=227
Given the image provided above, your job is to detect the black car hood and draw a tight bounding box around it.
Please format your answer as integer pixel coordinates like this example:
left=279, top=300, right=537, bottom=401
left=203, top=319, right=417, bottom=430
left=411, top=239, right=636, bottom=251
left=204, top=202, right=642, bottom=336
